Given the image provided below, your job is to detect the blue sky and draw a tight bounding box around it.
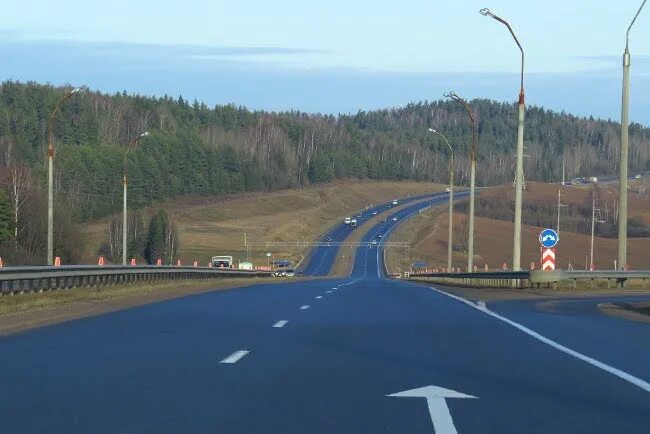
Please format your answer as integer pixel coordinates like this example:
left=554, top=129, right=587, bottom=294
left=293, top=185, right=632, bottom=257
left=2, top=0, right=650, bottom=123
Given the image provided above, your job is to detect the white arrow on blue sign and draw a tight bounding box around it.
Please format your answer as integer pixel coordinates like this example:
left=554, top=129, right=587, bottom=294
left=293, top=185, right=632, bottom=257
left=539, top=228, right=559, bottom=248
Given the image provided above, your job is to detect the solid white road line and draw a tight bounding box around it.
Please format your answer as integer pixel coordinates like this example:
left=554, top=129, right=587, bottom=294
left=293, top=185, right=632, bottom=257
left=431, top=287, right=650, bottom=394
left=316, top=295, right=323, bottom=299
left=300, top=305, right=310, bottom=310
left=272, top=320, right=288, bottom=328
left=219, top=350, right=250, bottom=364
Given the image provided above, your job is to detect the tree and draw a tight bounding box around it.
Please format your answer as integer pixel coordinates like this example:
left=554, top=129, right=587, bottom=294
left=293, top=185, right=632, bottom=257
left=143, top=210, right=179, bottom=264
left=0, top=190, right=11, bottom=242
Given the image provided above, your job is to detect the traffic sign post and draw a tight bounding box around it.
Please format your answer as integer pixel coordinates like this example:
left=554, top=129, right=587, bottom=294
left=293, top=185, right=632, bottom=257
left=539, top=228, right=559, bottom=248
left=542, top=248, right=556, bottom=271
left=539, top=228, right=559, bottom=271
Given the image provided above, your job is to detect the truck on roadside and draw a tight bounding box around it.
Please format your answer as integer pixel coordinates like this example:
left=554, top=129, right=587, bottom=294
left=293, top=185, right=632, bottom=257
left=212, top=255, right=233, bottom=268
left=350, top=219, right=357, bottom=227
left=344, top=217, right=351, bottom=225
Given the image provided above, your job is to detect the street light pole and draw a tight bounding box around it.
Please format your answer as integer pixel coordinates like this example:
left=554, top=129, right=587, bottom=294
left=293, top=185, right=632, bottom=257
left=480, top=7, right=525, bottom=272
left=123, top=131, right=149, bottom=265
left=618, top=0, right=647, bottom=271
left=445, top=91, right=477, bottom=272
left=47, top=88, right=81, bottom=265
left=428, top=128, right=454, bottom=271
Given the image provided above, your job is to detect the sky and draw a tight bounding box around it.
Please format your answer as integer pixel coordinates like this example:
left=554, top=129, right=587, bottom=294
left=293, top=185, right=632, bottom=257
left=2, top=0, right=650, bottom=123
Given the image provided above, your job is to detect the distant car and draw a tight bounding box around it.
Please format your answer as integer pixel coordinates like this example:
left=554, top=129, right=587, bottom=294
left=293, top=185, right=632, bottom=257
left=284, top=269, right=295, bottom=277
left=326, top=236, right=333, bottom=242
left=635, top=174, right=642, bottom=179
left=445, top=187, right=451, bottom=193
left=372, top=211, right=377, bottom=215
left=392, top=217, right=398, bottom=221
left=371, top=240, right=378, bottom=245
left=377, top=233, right=383, bottom=238
left=344, top=217, right=351, bottom=225
left=392, top=200, right=398, bottom=206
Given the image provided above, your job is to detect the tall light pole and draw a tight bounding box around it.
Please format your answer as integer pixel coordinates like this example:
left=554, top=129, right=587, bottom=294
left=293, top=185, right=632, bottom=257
left=47, top=87, right=81, bottom=265
left=444, top=91, right=477, bottom=272
left=428, top=128, right=454, bottom=271
left=123, top=131, right=149, bottom=265
left=618, top=0, right=647, bottom=271
left=480, top=7, right=525, bottom=272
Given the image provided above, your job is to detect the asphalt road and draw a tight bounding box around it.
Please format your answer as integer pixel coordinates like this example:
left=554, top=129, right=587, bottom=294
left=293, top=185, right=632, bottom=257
left=300, top=192, right=453, bottom=276
left=1, top=190, right=649, bottom=433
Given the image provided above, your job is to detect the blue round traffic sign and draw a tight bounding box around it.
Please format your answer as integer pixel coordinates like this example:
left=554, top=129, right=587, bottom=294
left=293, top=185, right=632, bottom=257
left=539, top=228, right=559, bottom=248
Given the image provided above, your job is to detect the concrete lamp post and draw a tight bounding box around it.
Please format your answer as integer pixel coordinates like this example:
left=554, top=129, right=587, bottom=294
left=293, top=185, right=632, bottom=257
left=480, top=7, right=525, bottom=272
left=444, top=91, right=477, bottom=272
left=46, top=87, right=82, bottom=265
left=428, top=128, right=454, bottom=271
left=123, top=131, right=150, bottom=265
left=617, top=0, right=647, bottom=271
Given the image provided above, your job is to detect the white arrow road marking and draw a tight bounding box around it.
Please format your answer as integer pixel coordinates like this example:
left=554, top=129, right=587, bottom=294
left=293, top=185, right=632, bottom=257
left=315, top=295, right=323, bottom=299
left=272, top=320, right=288, bottom=328
left=300, top=305, right=310, bottom=310
left=389, top=385, right=477, bottom=434
left=219, top=350, right=250, bottom=364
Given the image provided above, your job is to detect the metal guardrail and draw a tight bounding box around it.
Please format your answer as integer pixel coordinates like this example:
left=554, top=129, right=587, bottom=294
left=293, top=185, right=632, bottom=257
left=0, top=265, right=272, bottom=295
left=408, top=269, right=650, bottom=289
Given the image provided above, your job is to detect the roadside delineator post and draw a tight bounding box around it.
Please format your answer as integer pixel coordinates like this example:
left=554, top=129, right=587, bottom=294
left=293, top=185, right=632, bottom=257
left=473, top=265, right=478, bottom=272
left=502, top=262, right=508, bottom=270
left=530, top=261, right=535, bottom=270
left=208, top=262, right=213, bottom=268
left=156, top=258, right=162, bottom=266
left=176, top=259, right=182, bottom=267
left=193, top=261, right=198, bottom=267
left=130, top=258, right=136, bottom=266
left=484, top=264, right=488, bottom=271
left=54, top=256, right=61, bottom=267
left=98, top=256, right=105, bottom=266
left=0, top=257, right=3, bottom=267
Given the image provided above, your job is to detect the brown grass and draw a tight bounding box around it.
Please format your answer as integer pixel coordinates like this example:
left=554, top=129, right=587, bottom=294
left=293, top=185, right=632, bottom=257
left=386, top=182, right=650, bottom=273
left=79, top=181, right=444, bottom=268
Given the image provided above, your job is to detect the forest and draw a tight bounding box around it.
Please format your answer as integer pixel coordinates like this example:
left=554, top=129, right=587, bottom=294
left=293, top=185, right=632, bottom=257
left=1, top=80, right=649, bottom=264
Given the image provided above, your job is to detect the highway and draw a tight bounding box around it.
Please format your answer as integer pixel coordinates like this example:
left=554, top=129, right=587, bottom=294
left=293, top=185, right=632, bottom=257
left=1, top=191, right=649, bottom=433
left=301, top=192, right=454, bottom=276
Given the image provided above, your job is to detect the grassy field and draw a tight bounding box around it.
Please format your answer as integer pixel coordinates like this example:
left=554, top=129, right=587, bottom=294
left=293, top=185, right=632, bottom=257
left=386, top=182, right=650, bottom=274
left=79, top=181, right=444, bottom=267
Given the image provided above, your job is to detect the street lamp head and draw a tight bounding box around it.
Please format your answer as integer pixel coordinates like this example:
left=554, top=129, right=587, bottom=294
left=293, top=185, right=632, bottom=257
left=427, top=128, right=437, bottom=133
left=479, top=8, right=492, bottom=16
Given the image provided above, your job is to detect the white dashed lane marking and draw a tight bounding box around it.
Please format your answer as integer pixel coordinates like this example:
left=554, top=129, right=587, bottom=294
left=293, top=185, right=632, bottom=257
left=272, top=320, right=288, bottom=328
left=219, top=350, right=250, bottom=364
left=300, top=305, right=310, bottom=310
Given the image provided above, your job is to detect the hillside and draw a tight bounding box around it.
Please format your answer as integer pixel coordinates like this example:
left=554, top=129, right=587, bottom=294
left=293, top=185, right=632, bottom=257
left=2, top=79, right=650, bottom=264
left=77, top=180, right=444, bottom=266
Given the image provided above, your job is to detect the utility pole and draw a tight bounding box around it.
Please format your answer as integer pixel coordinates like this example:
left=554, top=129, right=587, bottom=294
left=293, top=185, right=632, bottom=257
left=590, top=187, right=606, bottom=270
left=556, top=189, right=567, bottom=234
left=480, top=7, right=525, bottom=273
left=618, top=0, right=647, bottom=271
left=562, top=158, right=566, bottom=186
